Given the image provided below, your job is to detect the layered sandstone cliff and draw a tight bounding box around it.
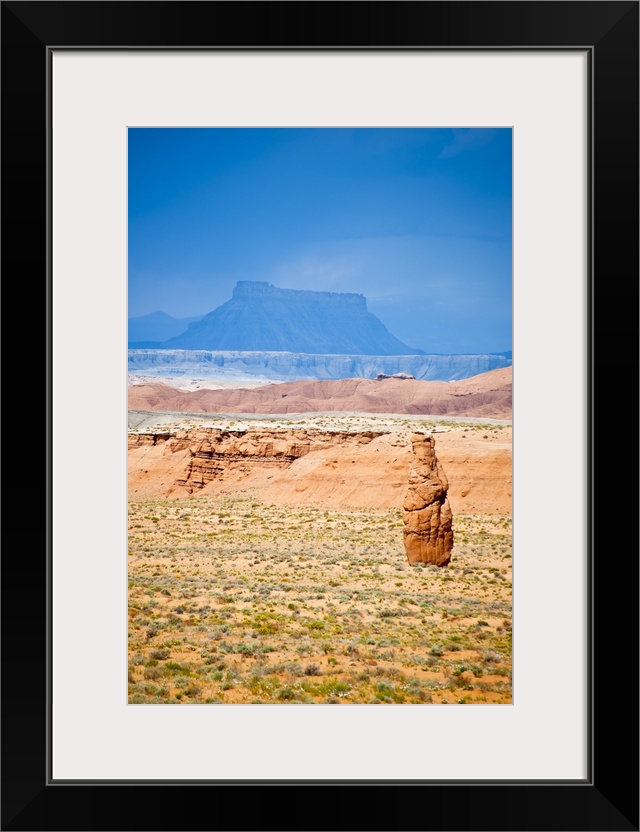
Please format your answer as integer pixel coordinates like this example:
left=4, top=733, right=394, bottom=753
left=127, top=349, right=511, bottom=382
left=128, top=425, right=511, bottom=514
left=129, top=428, right=384, bottom=499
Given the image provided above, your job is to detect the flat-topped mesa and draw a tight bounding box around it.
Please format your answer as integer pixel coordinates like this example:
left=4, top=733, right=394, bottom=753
left=402, top=432, right=454, bottom=566
left=232, top=281, right=367, bottom=309
left=163, top=281, right=413, bottom=354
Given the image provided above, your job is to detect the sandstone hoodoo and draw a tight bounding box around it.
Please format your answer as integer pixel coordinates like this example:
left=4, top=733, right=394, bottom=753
left=403, top=433, right=454, bottom=566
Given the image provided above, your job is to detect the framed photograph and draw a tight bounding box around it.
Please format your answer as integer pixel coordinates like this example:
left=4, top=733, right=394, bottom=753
left=126, top=123, right=515, bottom=709
left=2, top=2, right=637, bottom=830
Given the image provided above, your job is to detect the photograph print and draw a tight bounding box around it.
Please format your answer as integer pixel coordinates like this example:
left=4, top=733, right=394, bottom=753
left=127, top=127, right=513, bottom=705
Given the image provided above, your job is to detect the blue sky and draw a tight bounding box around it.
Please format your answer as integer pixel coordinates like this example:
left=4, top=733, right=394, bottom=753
left=128, top=128, right=512, bottom=354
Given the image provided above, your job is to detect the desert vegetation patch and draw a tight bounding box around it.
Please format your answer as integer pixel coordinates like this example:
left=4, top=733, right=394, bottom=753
left=128, top=494, right=512, bottom=704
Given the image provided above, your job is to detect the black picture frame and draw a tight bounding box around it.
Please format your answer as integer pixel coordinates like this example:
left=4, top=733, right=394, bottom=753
left=2, top=2, right=638, bottom=830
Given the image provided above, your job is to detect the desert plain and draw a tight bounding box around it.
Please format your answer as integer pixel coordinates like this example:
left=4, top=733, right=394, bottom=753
left=128, top=369, right=512, bottom=704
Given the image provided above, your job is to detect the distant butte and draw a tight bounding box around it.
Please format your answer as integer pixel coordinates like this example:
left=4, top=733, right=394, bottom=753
left=161, top=281, right=417, bottom=355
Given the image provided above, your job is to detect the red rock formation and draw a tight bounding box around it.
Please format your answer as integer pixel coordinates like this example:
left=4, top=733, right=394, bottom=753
left=402, top=433, right=454, bottom=566
left=128, top=366, right=512, bottom=419
left=128, top=425, right=512, bottom=514
left=129, top=428, right=382, bottom=495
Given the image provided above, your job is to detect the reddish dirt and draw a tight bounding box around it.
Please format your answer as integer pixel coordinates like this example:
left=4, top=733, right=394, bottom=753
left=128, top=366, right=512, bottom=419
left=128, top=424, right=512, bottom=515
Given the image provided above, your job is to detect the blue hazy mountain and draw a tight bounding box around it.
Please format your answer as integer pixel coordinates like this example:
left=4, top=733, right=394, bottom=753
left=160, top=281, right=422, bottom=355
left=128, top=311, right=202, bottom=344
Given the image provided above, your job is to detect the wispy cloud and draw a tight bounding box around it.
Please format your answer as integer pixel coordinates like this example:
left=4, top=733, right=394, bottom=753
left=438, top=128, right=498, bottom=159
left=272, top=255, right=362, bottom=290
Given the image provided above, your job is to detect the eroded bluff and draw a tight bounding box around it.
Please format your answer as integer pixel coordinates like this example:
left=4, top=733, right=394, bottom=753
left=129, top=428, right=383, bottom=494
left=402, top=433, right=454, bottom=566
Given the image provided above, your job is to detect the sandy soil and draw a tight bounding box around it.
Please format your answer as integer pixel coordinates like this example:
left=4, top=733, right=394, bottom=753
left=128, top=366, right=512, bottom=419
left=128, top=496, right=512, bottom=705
